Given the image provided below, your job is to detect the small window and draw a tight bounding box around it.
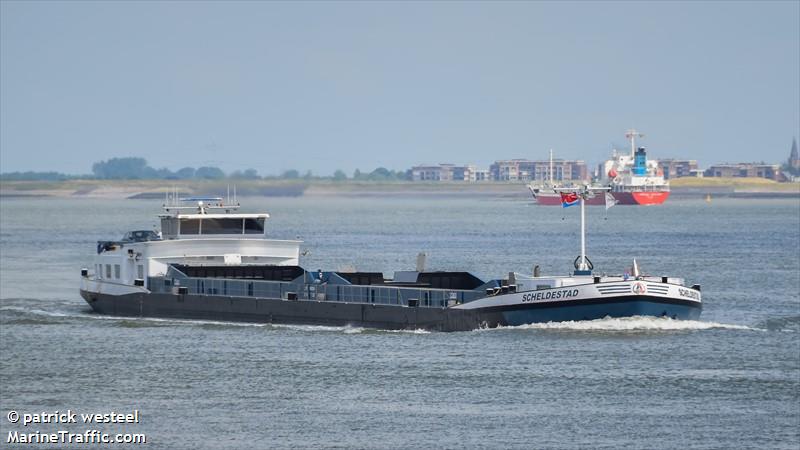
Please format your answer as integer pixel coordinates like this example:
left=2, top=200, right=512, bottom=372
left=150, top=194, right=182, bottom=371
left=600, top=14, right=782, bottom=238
left=114, top=265, right=121, bottom=279
left=106, top=265, right=112, bottom=278
left=137, top=265, right=144, bottom=279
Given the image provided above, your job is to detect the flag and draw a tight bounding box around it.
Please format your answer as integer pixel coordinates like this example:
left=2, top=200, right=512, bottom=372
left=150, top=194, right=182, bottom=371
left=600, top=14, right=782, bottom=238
left=605, top=192, right=618, bottom=210
left=560, top=192, right=580, bottom=208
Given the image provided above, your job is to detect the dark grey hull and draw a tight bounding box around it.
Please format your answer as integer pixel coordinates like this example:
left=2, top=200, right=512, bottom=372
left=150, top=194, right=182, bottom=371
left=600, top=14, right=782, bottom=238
left=80, top=290, right=495, bottom=332
left=80, top=290, right=701, bottom=332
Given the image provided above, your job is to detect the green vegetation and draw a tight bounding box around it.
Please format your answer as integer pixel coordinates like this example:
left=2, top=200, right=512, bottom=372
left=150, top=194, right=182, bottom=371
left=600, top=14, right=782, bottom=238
left=1, top=156, right=411, bottom=183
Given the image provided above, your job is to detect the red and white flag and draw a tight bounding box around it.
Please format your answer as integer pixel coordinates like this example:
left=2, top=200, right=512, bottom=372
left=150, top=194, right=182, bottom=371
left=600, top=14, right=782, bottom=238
left=560, top=192, right=580, bottom=208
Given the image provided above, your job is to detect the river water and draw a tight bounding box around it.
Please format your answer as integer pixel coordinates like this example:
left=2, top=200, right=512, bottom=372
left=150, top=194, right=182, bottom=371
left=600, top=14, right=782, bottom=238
left=1, top=195, right=798, bottom=449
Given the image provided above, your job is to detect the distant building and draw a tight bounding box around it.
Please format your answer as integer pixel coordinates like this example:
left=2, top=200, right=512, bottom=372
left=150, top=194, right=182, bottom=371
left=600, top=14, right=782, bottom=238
left=659, top=159, right=699, bottom=179
left=689, top=169, right=705, bottom=178
left=474, top=169, right=490, bottom=181
left=411, top=164, right=480, bottom=181
left=704, top=163, right=782, bottom=180
left=489, top=159, right=587, bottom=182
left=411, top=165, right=443, bottom=181
left=789, top=137, right=799, bottom=171
left=489, top=160, right=521, bottom=181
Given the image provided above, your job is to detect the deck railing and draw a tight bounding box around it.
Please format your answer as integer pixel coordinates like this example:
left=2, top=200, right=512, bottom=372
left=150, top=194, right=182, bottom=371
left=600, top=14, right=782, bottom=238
left=148, top=276, right=483, bottom=308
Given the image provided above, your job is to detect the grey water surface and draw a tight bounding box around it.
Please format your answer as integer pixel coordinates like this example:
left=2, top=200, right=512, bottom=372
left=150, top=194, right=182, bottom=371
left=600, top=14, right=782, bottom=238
left=1, top=196, right=798, bottom=449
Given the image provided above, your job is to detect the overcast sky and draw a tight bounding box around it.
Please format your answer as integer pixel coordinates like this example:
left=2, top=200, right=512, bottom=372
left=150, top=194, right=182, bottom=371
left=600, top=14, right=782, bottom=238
left=1, top=1, right=798, bottom=176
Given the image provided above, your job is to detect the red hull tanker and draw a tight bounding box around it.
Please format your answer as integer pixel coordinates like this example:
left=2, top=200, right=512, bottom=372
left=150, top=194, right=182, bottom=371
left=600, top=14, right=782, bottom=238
left=609, top=190, right=670, bottom=205
left=601, top=130, right=670, bottom=205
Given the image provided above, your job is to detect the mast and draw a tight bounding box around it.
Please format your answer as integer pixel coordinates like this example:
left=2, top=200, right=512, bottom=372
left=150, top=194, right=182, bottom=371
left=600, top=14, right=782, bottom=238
left=549, top=149, right=554, bottom=186
left=579, top=193, right=586, bottom=270
left=625, top=129, right=644, bottom=159
left=554, top=184, right=611, bottom=274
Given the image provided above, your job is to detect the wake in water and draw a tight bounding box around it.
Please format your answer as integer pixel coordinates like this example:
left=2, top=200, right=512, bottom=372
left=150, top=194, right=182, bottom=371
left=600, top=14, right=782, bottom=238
left=487, top=316, right=760, bottom=332
left=757, top=315, right=800, bottom=333
left=0, top=303, right=431, bottom=334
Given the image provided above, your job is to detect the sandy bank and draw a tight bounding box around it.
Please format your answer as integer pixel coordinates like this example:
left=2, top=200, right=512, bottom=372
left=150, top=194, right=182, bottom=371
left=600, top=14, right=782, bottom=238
left=1, top=178, right=798, bottom=200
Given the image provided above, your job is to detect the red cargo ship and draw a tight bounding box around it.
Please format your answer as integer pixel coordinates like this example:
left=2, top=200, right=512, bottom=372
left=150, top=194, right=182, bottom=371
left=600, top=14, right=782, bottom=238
left=530, top=130, right=670, bottom=206
left=603, top=129, right=670, bottom=205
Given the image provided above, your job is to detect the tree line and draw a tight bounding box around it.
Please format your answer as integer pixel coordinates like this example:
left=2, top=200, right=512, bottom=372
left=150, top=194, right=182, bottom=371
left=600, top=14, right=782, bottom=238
left=0, top=157, right=411, bottom=181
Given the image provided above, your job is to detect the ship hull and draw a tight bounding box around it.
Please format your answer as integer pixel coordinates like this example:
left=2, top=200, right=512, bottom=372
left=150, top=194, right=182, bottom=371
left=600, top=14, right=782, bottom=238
left=612, top=190, right=670, bottom=205
left=80, top=286, right=701, bottom=332
left=486, top=296, right=700, bottom=326
left=80, top=289, right=489, bottom=332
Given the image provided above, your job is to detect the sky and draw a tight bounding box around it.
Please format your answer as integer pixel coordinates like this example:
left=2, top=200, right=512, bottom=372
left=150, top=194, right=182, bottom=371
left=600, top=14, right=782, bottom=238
left=1, top=1, right=798, bottom=176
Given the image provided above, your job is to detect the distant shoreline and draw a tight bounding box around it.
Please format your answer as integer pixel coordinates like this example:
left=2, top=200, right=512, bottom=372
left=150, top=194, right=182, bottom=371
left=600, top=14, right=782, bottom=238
left=1, top=178, right=798, bottom=200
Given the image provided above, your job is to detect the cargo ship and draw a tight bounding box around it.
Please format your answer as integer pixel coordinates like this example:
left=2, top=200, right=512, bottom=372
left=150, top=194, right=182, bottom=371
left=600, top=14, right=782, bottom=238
left=529, top=130, right=670, bottom=206
left=79, top=191, right=701, bottom=331
left=602, top=129, right=670, bottom=205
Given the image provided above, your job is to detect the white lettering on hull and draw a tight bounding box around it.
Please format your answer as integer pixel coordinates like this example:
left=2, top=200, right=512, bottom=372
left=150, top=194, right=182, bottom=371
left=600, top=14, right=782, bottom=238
left=521, top=289, right=580, bottom=302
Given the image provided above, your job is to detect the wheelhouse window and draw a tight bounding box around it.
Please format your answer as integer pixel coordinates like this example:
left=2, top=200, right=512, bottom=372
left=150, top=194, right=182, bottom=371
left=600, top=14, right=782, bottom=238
left=178, top=217, right=265, bottom=235
left=244, top=218, right=265, bottom=234
left=179, top=219, right=200, bottom=235
left=203, top=218, right=246, bottom=235
left=106, top=265, right=112, bottom=278
left=114, top=265, right=121, bottom=279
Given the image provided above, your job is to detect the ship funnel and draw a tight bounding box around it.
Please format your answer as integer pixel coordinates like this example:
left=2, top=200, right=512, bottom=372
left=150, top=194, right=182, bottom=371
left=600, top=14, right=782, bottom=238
left=633, top=147, right=647, bottom=176
left=416, top=252, right=427, bottom=272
